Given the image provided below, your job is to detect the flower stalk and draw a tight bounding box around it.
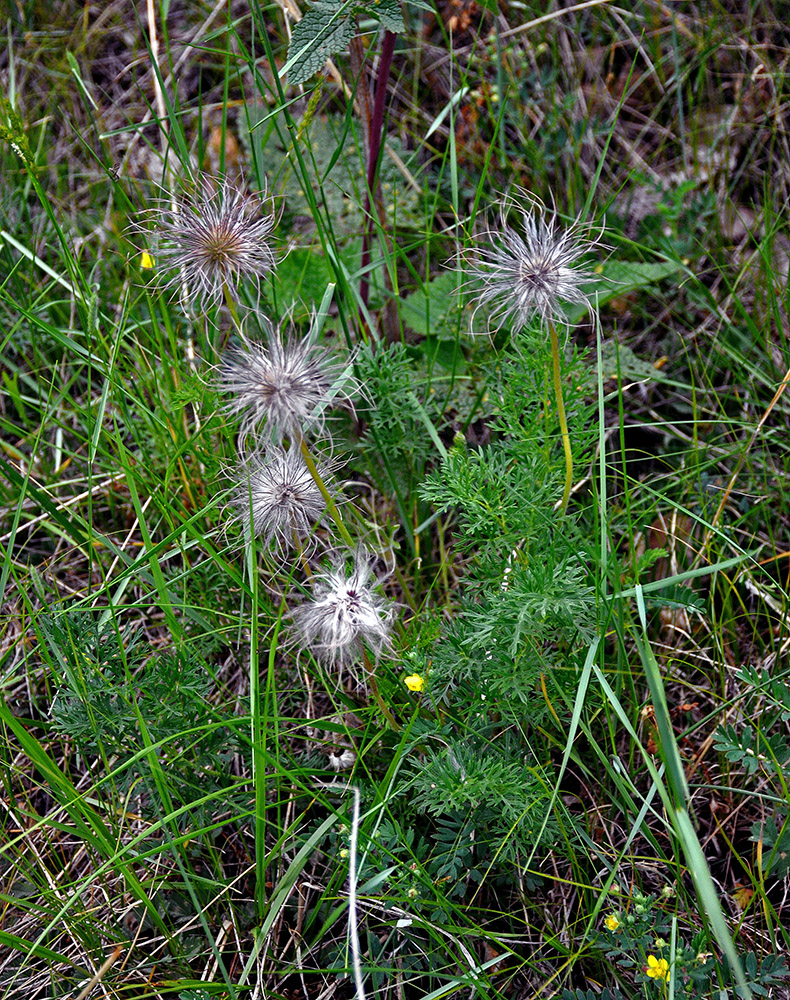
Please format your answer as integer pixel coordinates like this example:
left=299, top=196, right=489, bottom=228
left=549, top=319, right=573, bottom=512
left=298, top=435, right=355, bottom=550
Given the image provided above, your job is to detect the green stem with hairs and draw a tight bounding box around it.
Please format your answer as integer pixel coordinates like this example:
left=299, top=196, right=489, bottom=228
left=298, top=435, right=355, bottom=550
left=219, top=282, right=243, bottom=353
left=549, top=320, right=573, bottom=513
left=363, top=649, right=400, bottom=731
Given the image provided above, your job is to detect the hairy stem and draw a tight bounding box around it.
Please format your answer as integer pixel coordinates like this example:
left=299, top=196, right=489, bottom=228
left=549, top=320, right=573, bottom=512
left=298, top=435, right=355, bottom=550
left=363, top=648, right=400, bottom=731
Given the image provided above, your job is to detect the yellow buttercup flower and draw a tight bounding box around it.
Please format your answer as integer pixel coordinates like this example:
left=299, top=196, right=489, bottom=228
left=645, top=955, right=670, bottom=983
left=604, top=913, right=621, bottom=932
left=140, top=251, right=155, bottom=270
left=404, top=674, right=425, bottom=693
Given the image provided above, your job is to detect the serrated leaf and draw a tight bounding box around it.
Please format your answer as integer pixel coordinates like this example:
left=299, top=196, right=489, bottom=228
left=645, top=584, right=706, bottom=613
left=366, top=0, right=404, bottom=31
left=285, top=0, right=356, bottom=86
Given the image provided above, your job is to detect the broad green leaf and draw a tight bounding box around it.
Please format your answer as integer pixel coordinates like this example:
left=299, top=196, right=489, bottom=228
left=272, top=247, right=335, bottom=317
left=567, top=258, right=683, bottom=323
left=285, top=0, right=356, bottom=86
left=370, top=0, right=404, bottom=31
left=600, top=258, right=682, bottom=289
left=401, top=272, right=459, bottom=336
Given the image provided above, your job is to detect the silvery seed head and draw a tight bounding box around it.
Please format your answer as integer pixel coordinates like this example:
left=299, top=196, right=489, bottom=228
left=218, top=322, right=359, bottom=445
left=233, top=448, right=328, bottom=551
left=135, top=174, right=276, bottom=308
left=463, top=195, right=599, bottom=330
left=292, top=550, right=395, bottom=664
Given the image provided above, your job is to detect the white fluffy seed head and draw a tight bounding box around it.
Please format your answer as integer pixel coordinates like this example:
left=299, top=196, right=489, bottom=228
left=218, top=322, right=359, bottom=445
left=134, top=174, right=276, bottom=308
left=233, top=448, right=328, bottom=551
left=463, top=194, right=600, bottom=330
left=292, top=550, right=395, bottom=664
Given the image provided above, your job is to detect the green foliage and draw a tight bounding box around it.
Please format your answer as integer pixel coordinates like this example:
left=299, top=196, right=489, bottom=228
left=728, top=953, right=790, bottom=998
left=750, top=813, right=790, bottom=878
left=285, top=1, right=404, bottom=86
left=401, top=330, right=599, bottom=867
left=355, top=339, right=467, bottom=504
left=400, top=272, right=460, bottom=337
left=598, top=891, right=790, bottom=998
left=357, top=341, right=437, bottom=465
left=714, top=725, right=779, bottom=777
left=44, top=610, right=236, bottom=817
left=406, top=730, right=559, bottom=862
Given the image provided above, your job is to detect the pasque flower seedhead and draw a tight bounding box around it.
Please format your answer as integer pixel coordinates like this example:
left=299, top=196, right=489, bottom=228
left=292, top=549, right=395, bottom=664
left=233, top=448, right=329, bottom=551
left=134, top=174, right=276, bottom=308
left=218, top=322, right=358, bottom=444
left=464, top=195, right=600, bottom=330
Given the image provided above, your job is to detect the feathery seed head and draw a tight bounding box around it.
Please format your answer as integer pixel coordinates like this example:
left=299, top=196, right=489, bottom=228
left=292, top=550, right=395, bottom=664
left=464, top=195, right=599, bottom=330
left=218, top=322, right=358, bottom=444
left=135, top=174, right=276, bottom=308
left=233, top=448, right=328, bottom=551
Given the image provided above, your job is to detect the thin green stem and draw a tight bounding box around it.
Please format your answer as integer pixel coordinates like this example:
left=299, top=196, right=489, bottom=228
left=297, top=435, right=355, bottom=550
left=549, top=319, right=573, bottom=513
left=363, top=648, right=400, bottom=731
left=220, top=283, right=243, bottom=353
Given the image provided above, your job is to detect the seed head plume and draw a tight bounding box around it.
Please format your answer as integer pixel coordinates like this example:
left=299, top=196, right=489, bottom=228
left=232, top=448, right=331, bottom=552
left=463, top=193, right=600, bottom=330
left=291, top=549, right=395, bottom=664
left=133, top=174, right=276, bottom=308
left=218, top=320, right=359, bottom=445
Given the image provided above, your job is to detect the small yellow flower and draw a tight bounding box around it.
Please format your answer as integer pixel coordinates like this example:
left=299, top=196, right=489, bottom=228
left=645, top=955, right=670, bottom=983
left=404, top=674, right=425, bottom=693
left=140, top=251, right=155, bottom=270
left=604, top=913, right=621, bottom=932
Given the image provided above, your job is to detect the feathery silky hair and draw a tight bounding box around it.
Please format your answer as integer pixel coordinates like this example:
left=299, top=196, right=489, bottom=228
left=133, top=174, right=276, bottom=308
left=462, top=193, right=600, bottom=330
left=218, top=320, right=359, bottom=445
